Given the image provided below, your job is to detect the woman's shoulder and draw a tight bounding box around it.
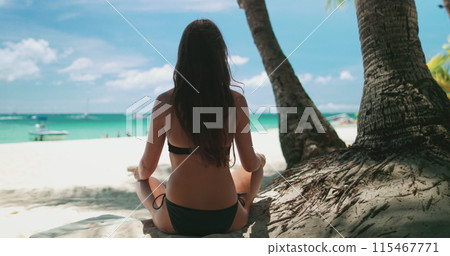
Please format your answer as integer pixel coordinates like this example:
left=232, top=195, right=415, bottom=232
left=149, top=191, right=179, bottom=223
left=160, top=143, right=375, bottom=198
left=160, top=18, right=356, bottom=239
left=231, top=89, right=247, bottom=107
left=152, top=89, right=174, bottom=116
left=155, top=88, right=174, bottom=104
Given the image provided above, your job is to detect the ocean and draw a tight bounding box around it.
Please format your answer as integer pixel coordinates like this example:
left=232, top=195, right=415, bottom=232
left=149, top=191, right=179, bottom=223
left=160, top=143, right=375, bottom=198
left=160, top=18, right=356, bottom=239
left=0, top=113, right=357, bottom=144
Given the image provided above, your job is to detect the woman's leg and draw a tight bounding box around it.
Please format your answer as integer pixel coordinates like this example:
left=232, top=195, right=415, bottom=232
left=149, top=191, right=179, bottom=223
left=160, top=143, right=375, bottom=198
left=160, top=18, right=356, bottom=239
left=135, top=177, right=166, bottom=213
left=135, top=177, right=175, bottom=233
left=228, top=165, right=264, bottom=231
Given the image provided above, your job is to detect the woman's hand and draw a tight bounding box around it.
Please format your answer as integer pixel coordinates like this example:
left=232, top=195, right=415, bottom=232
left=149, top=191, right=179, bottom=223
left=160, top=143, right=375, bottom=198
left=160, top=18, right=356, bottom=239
left=129, top=162, right=149, bottom=181
left=127, top=165, right=139, bottom=179
left=133, top=167, right=142, bottom=180
left=256, top=153, right=266, bottom=168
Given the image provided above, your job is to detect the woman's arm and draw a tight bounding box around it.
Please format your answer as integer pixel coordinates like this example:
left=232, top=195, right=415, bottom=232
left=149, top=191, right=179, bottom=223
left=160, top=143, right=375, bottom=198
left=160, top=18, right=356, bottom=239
left=233, top=92, right=265, bottom=172
left=134, top=93, right=170, bottom=180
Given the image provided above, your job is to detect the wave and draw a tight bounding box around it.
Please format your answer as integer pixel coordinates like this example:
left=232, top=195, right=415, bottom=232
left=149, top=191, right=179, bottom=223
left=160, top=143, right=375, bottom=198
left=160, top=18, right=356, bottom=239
left=67, top=115, right=99, bottom=120
left=0, top=116, right=24, bottom=121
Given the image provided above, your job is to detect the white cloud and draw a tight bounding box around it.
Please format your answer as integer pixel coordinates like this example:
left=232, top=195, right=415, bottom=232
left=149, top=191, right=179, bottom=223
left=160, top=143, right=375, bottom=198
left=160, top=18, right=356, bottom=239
left=60, top=57, right=93, bottom=72
left=59, top=57, right=147, bottom=83
left=317, top=103, right=359, bottom=112
left=339, top=70, right=355, bottom=80
left=60, top=47, right=74, bottom=58
left=182, top=0, right=235, bottom=12
left=153, top=85, right=173, bottom=95
left=70, top=73, right=102, bottom=82
left=298, top=71, right=356, bottom=85
left=2, top=0, right=33, bottom=7
left=0, top=38, right=57, bottom=82
left=298, top=73, right=313, bottom=83
left=59, top=57, right=100, bottom=82
left=99, top=61, right=140, bottom=74
left=121, top=0, right=235, bottom=12
left=106, top=64, right=173, bottom=90
left=228, top=55, right=249, bottom=65
left=315, top=75, right=332, bottom=84
left=241, top=72, right=270, bottom=88
left=64, top=0, right=234, bottom=12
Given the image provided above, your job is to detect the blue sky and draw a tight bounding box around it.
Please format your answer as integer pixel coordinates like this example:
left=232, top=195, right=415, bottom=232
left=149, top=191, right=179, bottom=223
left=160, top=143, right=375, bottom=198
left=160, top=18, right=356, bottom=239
left=0, top=0, right=448, bottom=114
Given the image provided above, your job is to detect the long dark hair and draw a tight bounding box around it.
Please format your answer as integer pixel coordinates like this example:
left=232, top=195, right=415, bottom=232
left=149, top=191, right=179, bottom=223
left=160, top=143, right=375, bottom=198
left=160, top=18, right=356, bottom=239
left=172, top=19, right=235, bottom=167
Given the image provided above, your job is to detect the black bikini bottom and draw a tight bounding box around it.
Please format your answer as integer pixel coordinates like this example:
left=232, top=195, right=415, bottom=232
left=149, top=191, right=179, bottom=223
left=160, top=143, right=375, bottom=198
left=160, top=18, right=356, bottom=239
left=153, top=193, right=246, bottom=236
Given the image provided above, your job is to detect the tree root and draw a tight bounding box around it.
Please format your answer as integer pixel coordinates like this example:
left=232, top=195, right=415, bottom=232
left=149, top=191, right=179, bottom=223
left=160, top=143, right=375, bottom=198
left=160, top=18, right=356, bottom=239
left=259, top=145, right=450, bottom=237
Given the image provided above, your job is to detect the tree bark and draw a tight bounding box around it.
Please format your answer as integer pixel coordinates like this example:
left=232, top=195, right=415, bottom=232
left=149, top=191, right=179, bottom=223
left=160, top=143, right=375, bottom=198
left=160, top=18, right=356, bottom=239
left=443, top=0, right=450, bottom=17
left=355, top=0, right=450, bottom=153
left=239, top=0, right=346, bottom=167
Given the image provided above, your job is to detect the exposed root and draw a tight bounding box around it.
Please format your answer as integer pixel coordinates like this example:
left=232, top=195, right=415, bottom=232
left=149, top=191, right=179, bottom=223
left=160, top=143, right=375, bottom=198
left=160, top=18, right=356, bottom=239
left=259, top=144, right=450, bottom=238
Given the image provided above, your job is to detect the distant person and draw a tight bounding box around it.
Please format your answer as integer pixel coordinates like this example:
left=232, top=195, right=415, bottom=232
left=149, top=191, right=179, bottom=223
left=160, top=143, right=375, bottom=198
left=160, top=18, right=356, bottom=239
left=132, top=19, right=265, bottom=236
left=117, top=131, right=120, bottom=138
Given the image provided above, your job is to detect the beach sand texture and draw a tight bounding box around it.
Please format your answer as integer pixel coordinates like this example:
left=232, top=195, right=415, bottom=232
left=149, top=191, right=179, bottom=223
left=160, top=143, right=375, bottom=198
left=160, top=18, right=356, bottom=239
left=0, top=127, right=357, bottom=238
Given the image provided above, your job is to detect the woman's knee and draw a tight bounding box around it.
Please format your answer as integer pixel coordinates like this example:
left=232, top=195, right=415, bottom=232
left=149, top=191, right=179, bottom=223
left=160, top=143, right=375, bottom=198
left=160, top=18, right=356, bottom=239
left=135, top=180, right=150, bottom=197
left=254, top=165, right=263, bottom=175
left=251, top=166, right=264, bottom=186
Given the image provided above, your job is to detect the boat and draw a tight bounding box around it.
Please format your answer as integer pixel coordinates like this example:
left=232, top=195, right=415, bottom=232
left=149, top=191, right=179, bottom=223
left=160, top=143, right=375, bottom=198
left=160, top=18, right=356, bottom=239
left=28, top=116, right=69, bottom=141
left=68, top=98, right=96, bottom=120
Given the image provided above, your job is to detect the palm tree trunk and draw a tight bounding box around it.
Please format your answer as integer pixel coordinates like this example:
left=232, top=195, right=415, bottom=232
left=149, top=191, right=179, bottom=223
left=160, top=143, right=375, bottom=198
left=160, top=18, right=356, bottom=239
left=355, top=0, right=450, bottom=153
left=443, top=0, right=450, bottom=17
left=238, top=0, right=346, bottom=167
left=250, top=0, right=450, bottom=238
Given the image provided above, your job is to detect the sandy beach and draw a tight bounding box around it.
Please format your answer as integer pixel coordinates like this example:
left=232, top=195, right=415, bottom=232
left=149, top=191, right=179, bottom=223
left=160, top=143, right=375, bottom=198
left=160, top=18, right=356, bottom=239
left=0, top=127, right=356, bottom=238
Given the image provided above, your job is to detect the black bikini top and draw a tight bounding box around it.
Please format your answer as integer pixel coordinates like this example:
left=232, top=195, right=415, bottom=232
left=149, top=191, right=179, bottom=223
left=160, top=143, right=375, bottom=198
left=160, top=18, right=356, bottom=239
left=168, top=142, right=232, bottom=155
left=168, top=142, right=192, bottom=155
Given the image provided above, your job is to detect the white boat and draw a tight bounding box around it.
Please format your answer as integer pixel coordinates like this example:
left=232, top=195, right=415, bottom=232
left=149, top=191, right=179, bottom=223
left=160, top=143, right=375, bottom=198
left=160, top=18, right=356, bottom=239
left=28, top=116, right=69, bottom=141
left=68, top=99, right=96, bottom=120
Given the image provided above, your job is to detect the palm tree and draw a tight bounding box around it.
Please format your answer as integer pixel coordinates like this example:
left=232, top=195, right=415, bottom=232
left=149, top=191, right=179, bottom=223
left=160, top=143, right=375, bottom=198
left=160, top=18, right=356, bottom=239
left=243, top=0, right=450, bottom=237
left=238, top=0, right=346, bottom=168
left=354, top=0, right=449, bottom=152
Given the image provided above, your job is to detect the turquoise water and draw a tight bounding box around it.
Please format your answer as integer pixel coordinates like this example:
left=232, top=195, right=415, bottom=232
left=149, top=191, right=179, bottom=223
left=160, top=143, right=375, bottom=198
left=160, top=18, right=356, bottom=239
left=0, top=113, right=357, bottom=144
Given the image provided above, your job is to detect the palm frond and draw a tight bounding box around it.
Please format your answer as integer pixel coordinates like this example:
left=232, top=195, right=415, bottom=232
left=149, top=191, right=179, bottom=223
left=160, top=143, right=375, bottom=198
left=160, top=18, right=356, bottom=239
left=427, top=38, right=450, bottom=99
left=326, top=0, right=356, bottom=11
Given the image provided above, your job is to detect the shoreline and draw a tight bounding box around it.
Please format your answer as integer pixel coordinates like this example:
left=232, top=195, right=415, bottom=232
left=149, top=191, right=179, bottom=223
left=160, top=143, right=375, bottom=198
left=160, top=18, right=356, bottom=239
left=0, top=125, right=357, bottom=145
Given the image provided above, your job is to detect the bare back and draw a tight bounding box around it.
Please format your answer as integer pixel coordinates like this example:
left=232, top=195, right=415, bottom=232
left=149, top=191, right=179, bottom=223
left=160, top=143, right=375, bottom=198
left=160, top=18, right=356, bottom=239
left=140, top=88, right=261, bottom=210
left=165, top=106, right=237, bottom=210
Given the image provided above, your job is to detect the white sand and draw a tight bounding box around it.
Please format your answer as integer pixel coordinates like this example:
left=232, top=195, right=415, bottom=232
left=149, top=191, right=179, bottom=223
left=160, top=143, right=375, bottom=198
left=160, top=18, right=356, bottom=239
left=0, top=127, right=356, bottom=237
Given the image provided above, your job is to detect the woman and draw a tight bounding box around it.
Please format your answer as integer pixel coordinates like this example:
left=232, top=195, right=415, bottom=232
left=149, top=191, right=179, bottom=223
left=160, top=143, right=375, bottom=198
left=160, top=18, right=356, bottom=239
left=133, top=19, right=266, bottom=236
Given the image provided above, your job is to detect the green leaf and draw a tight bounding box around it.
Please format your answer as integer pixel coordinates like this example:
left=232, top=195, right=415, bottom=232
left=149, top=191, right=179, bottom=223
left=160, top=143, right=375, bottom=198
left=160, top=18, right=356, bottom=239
left=427, top=38, right=450, bottom=99
left=326, top=0, right=356, bottom=11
